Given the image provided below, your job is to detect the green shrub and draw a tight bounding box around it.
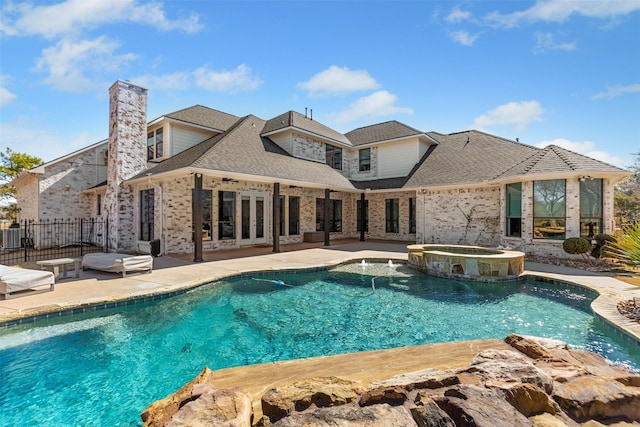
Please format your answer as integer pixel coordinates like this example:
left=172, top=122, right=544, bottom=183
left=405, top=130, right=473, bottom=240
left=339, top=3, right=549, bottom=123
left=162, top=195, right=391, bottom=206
left=606, top=223, right=640, bottom=267
left=591, top=233, right=616, bottom=259
left=562, top=237, right=592, bottom=255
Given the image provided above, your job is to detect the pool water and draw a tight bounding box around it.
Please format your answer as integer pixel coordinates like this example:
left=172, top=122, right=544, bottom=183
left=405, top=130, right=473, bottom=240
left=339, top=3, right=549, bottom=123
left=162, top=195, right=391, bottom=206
left=0, top=263, right=638, bottom=426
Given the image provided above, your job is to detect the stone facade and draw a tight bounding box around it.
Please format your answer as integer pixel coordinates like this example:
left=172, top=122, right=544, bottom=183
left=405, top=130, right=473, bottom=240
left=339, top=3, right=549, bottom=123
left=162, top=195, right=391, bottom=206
left=15, top=174, right=40, bottom=221
left=15, top=144, right=107, bottom=221
left=417, top=186, right=501, bottom=247
left=292, top=133, right=326, bottom=164
left=291, top=133, right=379, bottom=179
left=40, top=146, right=107, bottom=219
left=130, top=178, right=422, bottom=255
left=500, top=178, right=619, bottom=258
left=346, top=146, right=378, bottom=181
left=105, top=81, right=148, bottom=252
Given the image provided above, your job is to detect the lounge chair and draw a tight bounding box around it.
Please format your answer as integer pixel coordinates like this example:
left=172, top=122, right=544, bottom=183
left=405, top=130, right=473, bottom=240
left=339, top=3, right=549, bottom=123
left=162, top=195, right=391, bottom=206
left=0, top=264, right=55, bottom=299
left=82, top=253, right=153, bottom=277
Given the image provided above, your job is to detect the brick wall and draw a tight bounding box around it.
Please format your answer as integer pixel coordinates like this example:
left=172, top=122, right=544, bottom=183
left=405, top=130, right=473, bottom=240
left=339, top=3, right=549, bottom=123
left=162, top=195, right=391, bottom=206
left=417, top=186, right=501, bottom=247
left=292, top=133, right=325, bottom=163
left=39, top=146, right=107, bottom=219
left=15, top=174, right=39, bottom=221
left=346, top=147, right=378, bottom=180
left=15, top=145, right=107, bottom=221
left=105, top=81, right=148, bottom=252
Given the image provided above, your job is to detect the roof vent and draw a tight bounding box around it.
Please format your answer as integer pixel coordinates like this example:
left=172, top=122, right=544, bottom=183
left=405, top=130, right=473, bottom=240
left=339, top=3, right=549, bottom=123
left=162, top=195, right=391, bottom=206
left=304, top=108, right=314, bottom=120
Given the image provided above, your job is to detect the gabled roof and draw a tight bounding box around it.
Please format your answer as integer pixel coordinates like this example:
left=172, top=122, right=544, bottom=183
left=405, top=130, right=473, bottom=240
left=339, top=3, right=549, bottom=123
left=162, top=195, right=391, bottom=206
left=162, top=105, right=239, bottom=132
left=132, top=115, right=356, bottom=190
left=493, top=144, right=629, bottom=180
left=262, top=111, right=351, bottom=146
left=404, top=130, right=540, bottom=188
left=345, top=120, right=428, bottom=146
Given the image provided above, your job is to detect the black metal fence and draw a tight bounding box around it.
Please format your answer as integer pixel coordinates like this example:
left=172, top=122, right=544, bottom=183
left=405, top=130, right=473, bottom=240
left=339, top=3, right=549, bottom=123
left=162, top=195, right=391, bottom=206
left=0, top=218, right=108, bottom=265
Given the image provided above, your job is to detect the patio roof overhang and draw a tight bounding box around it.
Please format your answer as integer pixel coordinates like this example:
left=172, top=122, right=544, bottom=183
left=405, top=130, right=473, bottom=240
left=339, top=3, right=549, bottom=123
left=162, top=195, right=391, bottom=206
left=125, top=167, right=364, bottom=193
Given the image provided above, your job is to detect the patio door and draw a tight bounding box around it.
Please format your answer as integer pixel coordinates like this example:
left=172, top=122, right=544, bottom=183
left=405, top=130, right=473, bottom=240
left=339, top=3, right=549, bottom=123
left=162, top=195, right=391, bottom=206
left=240, top=191, right=268, bottom=245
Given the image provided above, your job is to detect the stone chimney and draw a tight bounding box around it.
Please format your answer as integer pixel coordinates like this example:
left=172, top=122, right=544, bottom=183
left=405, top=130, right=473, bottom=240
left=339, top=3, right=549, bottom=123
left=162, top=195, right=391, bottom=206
left=105, top=80, right=148, bottom=252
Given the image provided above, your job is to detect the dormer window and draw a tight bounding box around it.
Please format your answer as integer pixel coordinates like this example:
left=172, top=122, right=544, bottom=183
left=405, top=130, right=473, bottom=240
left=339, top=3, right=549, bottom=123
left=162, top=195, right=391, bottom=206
left=147, top=127, right=164, bottom=160
left=359, top=148, right=371, bottom=172
left=325, top=144, right=342, bottom=170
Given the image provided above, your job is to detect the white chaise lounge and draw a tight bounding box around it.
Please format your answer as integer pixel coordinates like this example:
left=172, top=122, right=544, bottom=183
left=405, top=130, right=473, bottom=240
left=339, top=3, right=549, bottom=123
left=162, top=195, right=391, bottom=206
left=82, top=253, right=153, bottom=277
left=0, top=265, right=55, bottom=299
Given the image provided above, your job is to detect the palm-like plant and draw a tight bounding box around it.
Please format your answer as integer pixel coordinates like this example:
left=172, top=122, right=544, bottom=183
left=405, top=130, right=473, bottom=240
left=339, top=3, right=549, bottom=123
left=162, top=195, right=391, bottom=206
left=606, top=222, right=640, bottom=267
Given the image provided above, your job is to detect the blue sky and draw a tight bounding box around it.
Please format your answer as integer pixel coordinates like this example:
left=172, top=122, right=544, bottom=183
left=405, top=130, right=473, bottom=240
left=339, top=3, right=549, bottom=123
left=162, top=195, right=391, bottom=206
left=1, top=0, right=639, bottom=169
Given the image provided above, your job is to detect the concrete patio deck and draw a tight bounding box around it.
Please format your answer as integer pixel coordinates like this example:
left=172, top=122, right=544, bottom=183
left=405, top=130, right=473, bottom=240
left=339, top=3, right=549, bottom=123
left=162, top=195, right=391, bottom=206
left=1, top=239, right=639, bottom=346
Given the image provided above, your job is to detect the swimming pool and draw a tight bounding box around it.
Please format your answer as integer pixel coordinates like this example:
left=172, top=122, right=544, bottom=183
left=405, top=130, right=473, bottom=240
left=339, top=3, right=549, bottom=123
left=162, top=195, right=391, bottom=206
left=0, top=262, right=638, bottom=426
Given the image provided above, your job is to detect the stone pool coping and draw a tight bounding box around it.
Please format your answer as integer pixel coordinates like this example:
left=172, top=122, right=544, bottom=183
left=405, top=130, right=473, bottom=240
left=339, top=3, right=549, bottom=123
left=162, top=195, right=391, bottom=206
left=1, top=241, right=639, bottom=348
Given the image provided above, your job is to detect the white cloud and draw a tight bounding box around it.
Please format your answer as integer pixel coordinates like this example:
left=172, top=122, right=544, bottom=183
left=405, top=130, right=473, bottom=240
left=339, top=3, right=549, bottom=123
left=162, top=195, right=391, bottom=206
left=0, top=121, right=101, bottom=163
left=1, top=0, right=202, bottom=39
left=34, top=36, right=137, bottom=92
left=449, top=30, right=479, bottom=46
left=131, top=65, right=263, bottom=93
left=129, top=72, right=192, bottom=91
left=485, top=0, right=640, bottom=28
left=297, top=66, right=380, bottom=97
left=1, top=1, right=202, bottom=93
left=0, top=87, right=16, bottom=106
left=592, top=83, right=640, bottom=100
left=0, top=75, right=16, bottom=106
left=474, top=100, right=545, bottom=131
left=194, top=65, right=262, bottom=93
left=536, top=138, right=627, bottom=168
left=446, top=6, right=472, bottom=23
left=533, top=32, right=576, bottom=53
left=330, top=90, right=413, bottom=123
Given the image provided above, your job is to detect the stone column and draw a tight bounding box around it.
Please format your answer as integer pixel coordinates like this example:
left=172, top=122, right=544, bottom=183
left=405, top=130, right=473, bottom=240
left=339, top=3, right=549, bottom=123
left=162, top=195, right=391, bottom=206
left=104, top=81, right=148, bottom=252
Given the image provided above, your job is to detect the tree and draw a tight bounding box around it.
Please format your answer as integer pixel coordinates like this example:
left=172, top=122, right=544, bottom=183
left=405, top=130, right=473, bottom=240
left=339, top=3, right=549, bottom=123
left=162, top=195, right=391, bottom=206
left=0, top=147, right=43, bottom=203
left=614, top=152, right=640, bottom=226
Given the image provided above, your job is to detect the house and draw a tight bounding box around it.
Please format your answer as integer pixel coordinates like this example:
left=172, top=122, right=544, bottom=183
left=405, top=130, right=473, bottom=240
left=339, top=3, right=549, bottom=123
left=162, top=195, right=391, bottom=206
left=11, top=81, right=632, bottom=259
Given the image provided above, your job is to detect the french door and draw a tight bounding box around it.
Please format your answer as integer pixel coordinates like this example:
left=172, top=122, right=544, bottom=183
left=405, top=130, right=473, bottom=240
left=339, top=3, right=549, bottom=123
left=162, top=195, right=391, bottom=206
left=240, top=191, right=268, bottom=245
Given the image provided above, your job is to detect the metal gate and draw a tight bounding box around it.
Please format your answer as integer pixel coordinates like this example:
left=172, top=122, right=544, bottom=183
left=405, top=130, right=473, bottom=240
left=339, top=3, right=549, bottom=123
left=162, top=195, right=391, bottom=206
left=0, top=218, right=109, bottom=265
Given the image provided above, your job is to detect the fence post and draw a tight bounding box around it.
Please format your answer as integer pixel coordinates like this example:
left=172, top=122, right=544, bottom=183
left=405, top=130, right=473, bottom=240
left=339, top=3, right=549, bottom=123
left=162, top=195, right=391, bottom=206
left=23, top=220, right=28, bottom=262
left=105, top=216, right=109, bottom=253
left=80, top=218, right=84, bottom=257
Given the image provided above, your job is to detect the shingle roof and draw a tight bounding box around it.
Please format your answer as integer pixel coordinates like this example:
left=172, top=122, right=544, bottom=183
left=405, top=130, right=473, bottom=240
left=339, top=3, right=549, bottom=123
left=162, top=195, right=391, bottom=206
left=345, top=121, right=425, bottom=146
left=134, top=115, right=356, bottom=189
left=163, top=105, right=239, bottom=131
left=403, top=130, right=540, bottom=187
left=262, top=111, right=351, bottom=146
left=493, top=144, right=629, bottom=180
left=133, top=104, right=631, bottom=191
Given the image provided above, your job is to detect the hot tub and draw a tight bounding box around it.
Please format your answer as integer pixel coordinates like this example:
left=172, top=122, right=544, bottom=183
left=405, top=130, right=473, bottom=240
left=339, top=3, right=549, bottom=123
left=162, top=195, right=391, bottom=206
left=407, top=244, right=525, bottom=281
